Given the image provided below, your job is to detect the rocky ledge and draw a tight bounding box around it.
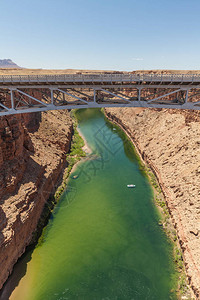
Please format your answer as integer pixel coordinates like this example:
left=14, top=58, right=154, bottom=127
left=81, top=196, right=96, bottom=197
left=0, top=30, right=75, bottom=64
left=105, top=107, right=200, bottom=299
left=0, top=109, right=72, bottom=290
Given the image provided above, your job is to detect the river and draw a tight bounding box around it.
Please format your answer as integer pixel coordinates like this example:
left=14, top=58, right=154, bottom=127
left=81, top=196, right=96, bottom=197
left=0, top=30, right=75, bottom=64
left=3, top=108, right=177, bottom=300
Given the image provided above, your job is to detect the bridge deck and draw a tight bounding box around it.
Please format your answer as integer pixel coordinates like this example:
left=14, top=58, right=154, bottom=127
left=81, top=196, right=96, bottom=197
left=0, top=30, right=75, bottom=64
left=1, top=73, right=200, bottom=86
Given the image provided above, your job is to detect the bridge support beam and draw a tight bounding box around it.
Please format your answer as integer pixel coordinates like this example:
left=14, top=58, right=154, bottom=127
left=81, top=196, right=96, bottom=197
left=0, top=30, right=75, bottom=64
left=147, top=88, right=182, bottom=103
left=16, top=89, right=48, bottom=107
left=100, top=88, right=132, bottom=103
left=137, top=88, right=141, bottom=102
left=50, top=89, right=54, bottom=104
left=10, top=89, right=15, bottom=110
left=57, top=88, right=89, bottom=104
left=185, top=89, right=189, bottom=103
left=94, top=88, right=96, bottom=103
left=1, top=80, right=200, bottom=116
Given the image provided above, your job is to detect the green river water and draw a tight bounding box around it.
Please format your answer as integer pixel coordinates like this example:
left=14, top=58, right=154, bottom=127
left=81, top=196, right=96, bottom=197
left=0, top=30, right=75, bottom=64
left=3, top=109, right=177, bottom=299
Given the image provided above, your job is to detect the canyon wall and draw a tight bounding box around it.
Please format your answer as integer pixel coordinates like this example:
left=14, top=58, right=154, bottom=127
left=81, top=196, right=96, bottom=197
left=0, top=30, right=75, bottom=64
left=105, top=107, right=200, bottom=298
left=0, top=109, right=72, bottom=290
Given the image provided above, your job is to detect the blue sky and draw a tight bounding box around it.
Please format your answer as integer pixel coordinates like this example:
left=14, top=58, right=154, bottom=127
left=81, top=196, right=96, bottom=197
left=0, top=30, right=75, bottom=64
left=1, top=0, right=200, bottom=70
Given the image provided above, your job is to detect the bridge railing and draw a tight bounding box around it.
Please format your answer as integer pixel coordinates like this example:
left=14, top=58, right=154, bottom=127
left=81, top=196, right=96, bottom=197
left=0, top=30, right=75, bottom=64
left=0, top=73, right=200, bottom=84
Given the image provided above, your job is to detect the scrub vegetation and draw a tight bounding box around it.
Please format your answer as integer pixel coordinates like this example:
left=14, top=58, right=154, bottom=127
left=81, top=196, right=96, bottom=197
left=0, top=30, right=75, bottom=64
left=54, top=112, right=86, bottom=201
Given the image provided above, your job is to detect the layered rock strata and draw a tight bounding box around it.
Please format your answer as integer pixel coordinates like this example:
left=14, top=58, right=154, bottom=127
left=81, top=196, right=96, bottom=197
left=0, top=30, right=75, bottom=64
left=0, top=109, right=72, bottom=290
left=105, top=107, right=200, bottom=298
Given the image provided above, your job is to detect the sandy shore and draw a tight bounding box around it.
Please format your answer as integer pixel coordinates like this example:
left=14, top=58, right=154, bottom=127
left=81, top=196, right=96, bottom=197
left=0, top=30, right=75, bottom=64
left=76, top=127, right=92, bottom=155
left=61, top=126, right=93, bottom=185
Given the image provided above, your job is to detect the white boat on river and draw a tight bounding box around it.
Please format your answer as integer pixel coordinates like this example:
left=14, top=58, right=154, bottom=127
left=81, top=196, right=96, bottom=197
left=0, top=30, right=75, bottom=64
left=127, top=184, right=136, bottom=188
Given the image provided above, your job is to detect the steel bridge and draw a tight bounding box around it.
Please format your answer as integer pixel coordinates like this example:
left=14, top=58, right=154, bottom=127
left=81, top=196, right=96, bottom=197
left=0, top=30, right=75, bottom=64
left=1, top=73, right=200, bottom=116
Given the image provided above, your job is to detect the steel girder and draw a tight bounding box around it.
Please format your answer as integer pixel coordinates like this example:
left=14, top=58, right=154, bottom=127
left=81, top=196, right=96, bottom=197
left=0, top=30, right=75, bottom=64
left=0, top=85, right=200, bottom=116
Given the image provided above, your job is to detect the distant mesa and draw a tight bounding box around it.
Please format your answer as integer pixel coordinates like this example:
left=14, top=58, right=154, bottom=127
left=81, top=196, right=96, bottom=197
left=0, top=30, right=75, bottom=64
left=0, top=59, right=21, bottom=68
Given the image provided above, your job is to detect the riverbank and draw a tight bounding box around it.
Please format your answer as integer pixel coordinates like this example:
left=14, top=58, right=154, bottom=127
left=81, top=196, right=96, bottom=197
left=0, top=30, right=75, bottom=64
left=76, top=127, right=92, bottom=155
left=0, top=110, right=93, bottom=299
left=0, top=110, right=73, bottom=291
left=54, top=116, right=88, bottom=200
left=0, top=110, right=90, bottom=298
left=104, top=107, right=196, bottom=299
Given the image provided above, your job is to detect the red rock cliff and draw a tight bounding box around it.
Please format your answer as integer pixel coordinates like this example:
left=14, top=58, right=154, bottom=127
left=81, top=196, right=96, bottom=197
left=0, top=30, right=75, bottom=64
left=0, top=109, right=72, bottom=290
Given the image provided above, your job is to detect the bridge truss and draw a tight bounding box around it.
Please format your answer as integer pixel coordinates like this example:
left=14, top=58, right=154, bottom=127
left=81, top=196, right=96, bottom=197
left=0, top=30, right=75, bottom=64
left=0, top=73, right=200, bottom=116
